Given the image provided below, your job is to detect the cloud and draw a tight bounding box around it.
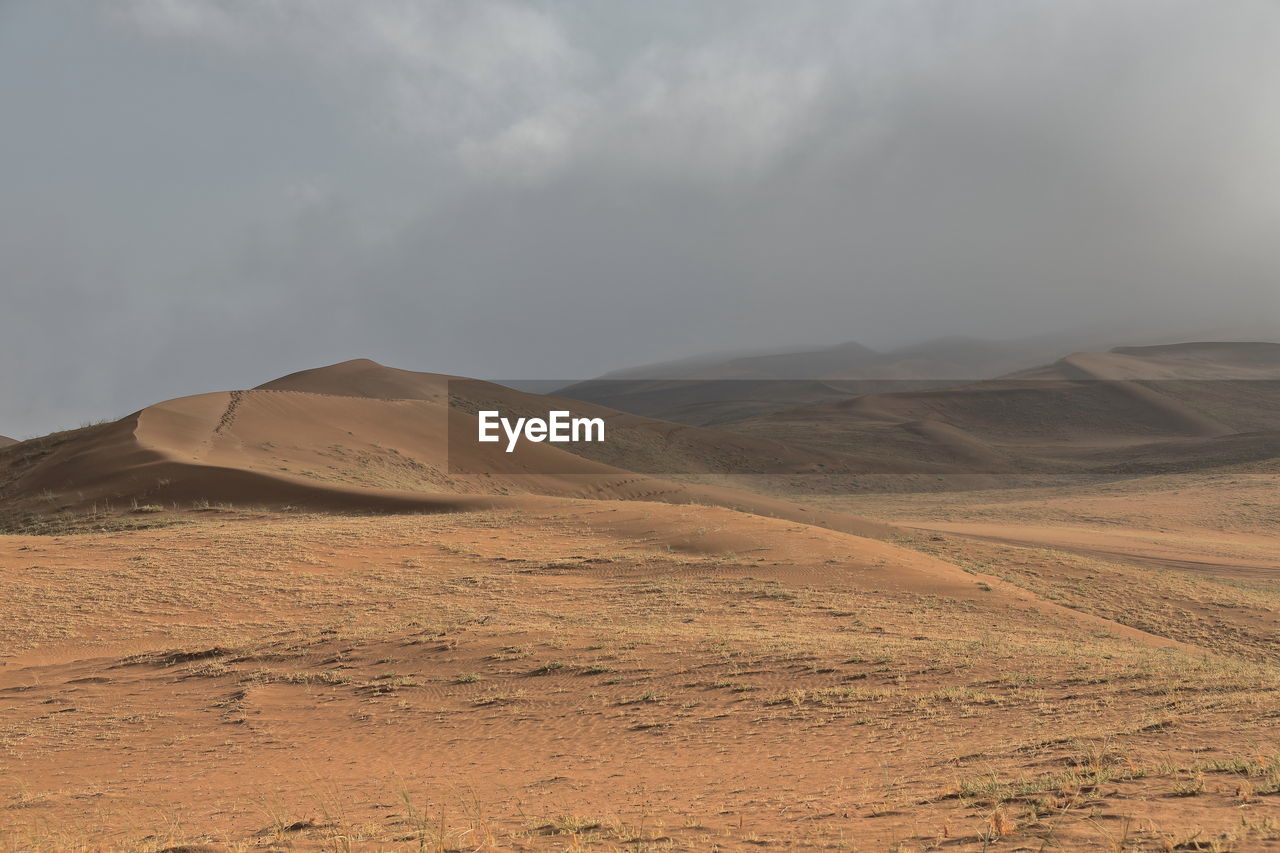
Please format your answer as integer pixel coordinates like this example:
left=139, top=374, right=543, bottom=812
left=118, top=0, right=583, bottom=143
left=2, top=1, right=1279, bottom=436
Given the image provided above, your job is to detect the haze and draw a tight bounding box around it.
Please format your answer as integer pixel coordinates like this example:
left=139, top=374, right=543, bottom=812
left=3, top=0, right=1279, bottom=438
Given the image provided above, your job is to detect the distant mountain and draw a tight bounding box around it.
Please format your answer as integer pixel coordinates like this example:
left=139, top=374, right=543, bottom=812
left=666, top=340, right=883, bottom=381
left=557, top=334, right=1100, bottom=424
left=0, top=436, right=16, bottom=448
left=571, top=344, right=817, bottom=382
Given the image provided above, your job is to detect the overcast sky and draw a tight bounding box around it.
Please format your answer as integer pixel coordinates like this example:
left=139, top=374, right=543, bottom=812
left=4, top=1, right=1280, bottom=437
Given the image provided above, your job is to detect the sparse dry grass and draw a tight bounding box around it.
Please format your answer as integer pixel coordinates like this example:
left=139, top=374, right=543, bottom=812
left=3, top=491, right=1280, bottom=851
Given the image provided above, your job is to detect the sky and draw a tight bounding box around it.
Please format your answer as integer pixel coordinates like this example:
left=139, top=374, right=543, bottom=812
left=3, top=0, right=1280, bottom=437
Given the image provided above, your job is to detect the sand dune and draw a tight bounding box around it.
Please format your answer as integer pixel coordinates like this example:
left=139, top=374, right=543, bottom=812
left=557, top=334, right=1136, bottom=424
left=821, top=379, right=1234, bottom=439
left=724, top=342, right=1280, bottom=479
left=259, top=361, right=855, bottom=475
left=256, top=357, right=459, bottom=399
left=0, top=360, right=890, bottom=539
left=1012, top=341, right=1280, bottom=381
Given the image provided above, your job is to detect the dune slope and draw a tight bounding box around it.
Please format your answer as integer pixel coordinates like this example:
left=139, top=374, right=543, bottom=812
left=727, top=342, right=1280, bottom=477
left=556, top=335, right=1116, bottom=424
left=0, top=360, right=888, bottom=538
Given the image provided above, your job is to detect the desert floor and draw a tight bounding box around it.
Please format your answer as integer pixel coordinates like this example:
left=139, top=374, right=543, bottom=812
left=3, top=475, right=1280, bottom=851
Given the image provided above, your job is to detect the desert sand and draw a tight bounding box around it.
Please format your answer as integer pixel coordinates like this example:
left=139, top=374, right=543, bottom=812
left=2, top=350, right=1279, bottom=851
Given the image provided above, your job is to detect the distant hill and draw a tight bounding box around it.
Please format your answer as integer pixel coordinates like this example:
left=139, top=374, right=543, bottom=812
left=577, top=336, right=1063, bottom=383
left=1010, top=341, right=1280, bottom=381
left=557, top=335, right=1111, bottom=425
left=724, top=341, right=1280, bottom=477
left=0, top=436, right=16, bottom=448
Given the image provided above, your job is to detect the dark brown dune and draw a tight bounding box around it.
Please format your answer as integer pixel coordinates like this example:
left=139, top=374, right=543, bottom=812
left=557, top=335, right=1106, bottom=424
left=1012, top=341, right=1280, bottom=381
left=725, top=342, right=1280, bottom=478
left=823, top=380, right=1234, bottom=439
